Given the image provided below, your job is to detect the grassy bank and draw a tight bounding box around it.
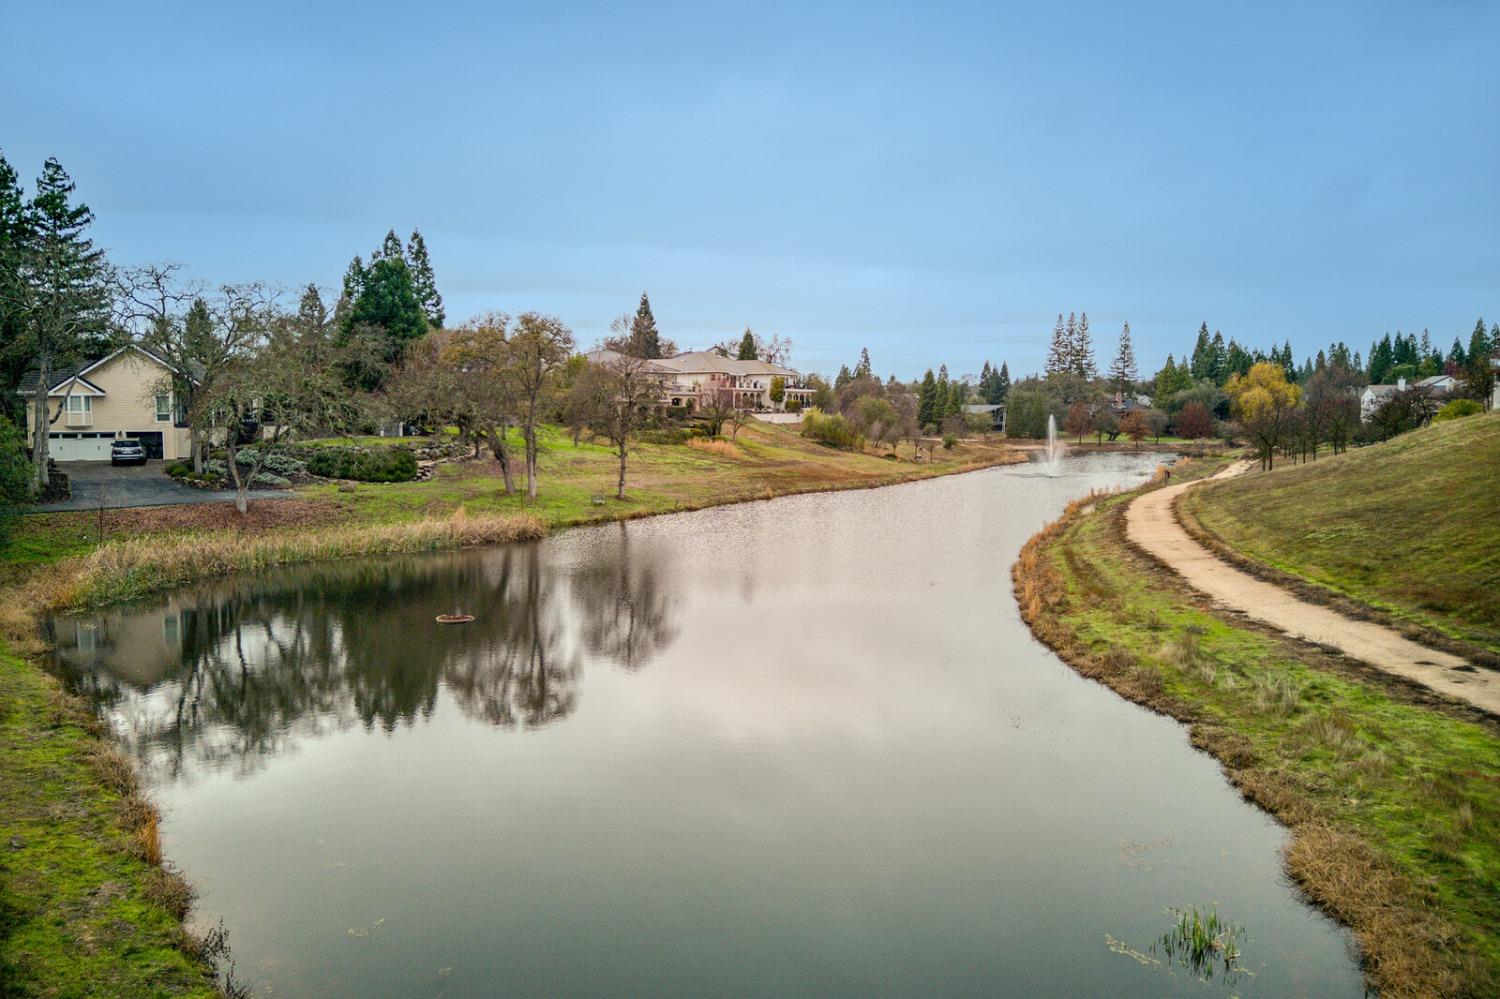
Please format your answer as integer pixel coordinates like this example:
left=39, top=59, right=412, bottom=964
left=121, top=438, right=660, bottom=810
left=0, top=643, right=223, bottom=996
left=0, top=419, right=1024, bottom=996
left=1015, top=466, right=1500, bottom=996
left=1182, top=412, right=1500, bottom=658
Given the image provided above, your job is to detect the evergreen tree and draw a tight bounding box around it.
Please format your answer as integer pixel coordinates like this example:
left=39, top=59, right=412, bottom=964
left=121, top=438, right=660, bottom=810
left=834, top=364, right=852, bottom=390
left=375, top=229, right=404, bottom=262
left=17, top=158, right=109, bottom=489
left=0, top=152, right=30, bottom=422
left=948, top=378, right=966, bottom=418
left=341, top=254, right=366, bottom=305
left=736, top=327, right=757, bottom=360
left=1071, top=311, right=1097, bottom=378
left=1369, top=334, right=1395, bottom=384
left=342, top=255, right=428, bottom=388
left=1209, top=331, right=1227, bottom=383
left=995, top=362, right=1011, bottom=404
left=1468, top=317, right=1492, bottom=362
left=1223, top=339, right=1252, bottom=380
left=855, top=347, right=872, bottom=379
left=1189, top=323, right=1213, bottom=380
left=1448, top=337, right=1467, bottom=366
left=1107, top=321, right=1137, bottom=393
left=623, top=292, right=661, bottom=359
left=918, top=368, right=939, bottom=428
left=1045, top=314, right=1069, bottom=375
left=407, top=229, right=444, bottom=327
left=1281, top=339, right=1296, bottom=382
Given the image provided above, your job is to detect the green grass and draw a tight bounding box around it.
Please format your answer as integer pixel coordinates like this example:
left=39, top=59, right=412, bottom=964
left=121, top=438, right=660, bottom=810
left=1022, top=486, right=1500, bottom=995
left=1184, top=411, right=1500, bottom=655
left=0, top=643, right=220, bottom=997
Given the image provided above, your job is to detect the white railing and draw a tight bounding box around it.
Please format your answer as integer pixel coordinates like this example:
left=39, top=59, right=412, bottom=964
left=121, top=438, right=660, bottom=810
left=65, top=412, right=92, bottom=428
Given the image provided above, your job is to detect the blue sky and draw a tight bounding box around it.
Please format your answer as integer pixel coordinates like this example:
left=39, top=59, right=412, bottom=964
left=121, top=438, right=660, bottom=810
left=3, top=0, right=1496, bottom=380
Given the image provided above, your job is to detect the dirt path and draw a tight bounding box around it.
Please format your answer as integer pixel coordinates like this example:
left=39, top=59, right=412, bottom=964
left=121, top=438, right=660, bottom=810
left=1126, top=461, right=1500, bottom=714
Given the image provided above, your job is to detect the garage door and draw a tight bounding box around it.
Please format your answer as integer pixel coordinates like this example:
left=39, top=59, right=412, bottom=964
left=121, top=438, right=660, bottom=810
left=131, top=432, right=164, bottom=459
left=49, top=434, right=112, bottom=460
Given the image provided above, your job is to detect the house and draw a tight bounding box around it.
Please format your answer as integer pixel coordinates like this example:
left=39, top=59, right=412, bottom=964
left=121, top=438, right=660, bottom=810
left=964, top=403, right=1005, bottom=431
left=1108, top=391, right=1151, bottom=417
left=1359, top=379, right=1405, bottom=421
left=583, top=348, right=816, bottom=412
left=18, top=345, right=194, bottom=460
left=1413, top=374, right=1457, bottom=395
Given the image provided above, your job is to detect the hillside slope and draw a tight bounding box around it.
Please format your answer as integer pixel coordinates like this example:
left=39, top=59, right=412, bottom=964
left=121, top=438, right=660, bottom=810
left=1184, top=412, right=1500, bottom=655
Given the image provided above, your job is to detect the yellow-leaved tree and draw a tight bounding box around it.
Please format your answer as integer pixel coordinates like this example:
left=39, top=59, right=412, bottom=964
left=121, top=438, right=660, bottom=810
left=1226, top=361, right=1302, bottom=470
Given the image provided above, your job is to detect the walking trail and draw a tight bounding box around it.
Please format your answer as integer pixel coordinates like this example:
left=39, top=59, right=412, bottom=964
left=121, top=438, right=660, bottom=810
left=1126, top=461, right=1500, bottom=714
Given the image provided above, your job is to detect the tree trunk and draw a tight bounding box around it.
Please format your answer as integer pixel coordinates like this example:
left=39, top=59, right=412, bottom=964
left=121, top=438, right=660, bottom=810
left=616, top=444, right=627, bottom=500
left=31, top=355, right=50, bottom=491
left=488, top=430, right=516, bottom=495
left=525, top=429, right=538, bottom=500
left=191, top=428, right=204, bottom=474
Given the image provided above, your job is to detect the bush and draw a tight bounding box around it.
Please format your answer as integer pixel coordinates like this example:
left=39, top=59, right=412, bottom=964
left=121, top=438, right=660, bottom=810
left=1433, top=398, right=1483, bottom=422
left=163, top=461, right=191, bottom=478
left=639, top=427, right=690, bottom=446
left=305, top=446, right=418, bottom=483
left=941, top=433, right=957, bottom=449
left=800, top=408, right=865, bottom=450
left=235, top=448, right=306, bottom=478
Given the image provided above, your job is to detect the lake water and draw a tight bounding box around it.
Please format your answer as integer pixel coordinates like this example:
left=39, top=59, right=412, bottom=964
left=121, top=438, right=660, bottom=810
left=52, top=454, right=1362, bottom=997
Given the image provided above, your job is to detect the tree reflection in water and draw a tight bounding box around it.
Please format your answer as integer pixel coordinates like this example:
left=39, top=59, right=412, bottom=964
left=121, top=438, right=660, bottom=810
left=51, top=529, right=679, bottom=783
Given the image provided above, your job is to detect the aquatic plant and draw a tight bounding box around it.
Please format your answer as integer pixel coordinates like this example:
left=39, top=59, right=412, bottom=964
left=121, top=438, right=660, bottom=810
left=1153, top=906, right=1246, bottom=982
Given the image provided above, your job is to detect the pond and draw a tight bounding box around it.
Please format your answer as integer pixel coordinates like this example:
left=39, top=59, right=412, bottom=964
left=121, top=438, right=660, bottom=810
left=52, top=454, right=1362, bottom=997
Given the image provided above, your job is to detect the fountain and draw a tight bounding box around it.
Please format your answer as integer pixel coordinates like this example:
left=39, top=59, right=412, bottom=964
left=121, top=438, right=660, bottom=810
left=1044, top=413, right=1066, bottom=477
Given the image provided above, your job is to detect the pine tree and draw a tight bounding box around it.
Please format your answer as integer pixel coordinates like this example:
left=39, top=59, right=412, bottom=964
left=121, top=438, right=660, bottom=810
left=995, top=362, right=1010, bottom=405
left=1046, top=314, right=1069, bottom=375
left=1448, top=337, right=1467, bottom=366
left=737, top=327, right=757, bottom=360
left=855, top=347, right=872, bottom=379
left=1072, top=312, right=1097, bottom=379
left=1063, top=313, right=1079, bottom=373
left=1108, top=321, right=1137, bottom=393
left=0, top=152, right=30, bottom=421
left=1468, top=318, right=1491, bottom=361
left=628, top=292, right=662, bottom=358
left=946, top=378, right=965, bottom=418
left=834, top=364, right=852, bottom=390
left=342, top=255, right=427, bottom=388
left=18, top=158, right=109, bottom=489
left=1209, top=331, right=1227, bottom=383
left=341, top=254, right=366, bottom=306
left=1189, top=323, right=1212, bottom=380
left=918, top=369, right=938, bottom=429
left=406, top=229, right=444, bottom=327
left=1369, top=334, right=1395, bottom=384
left=375, top=229, right=404, bottom=262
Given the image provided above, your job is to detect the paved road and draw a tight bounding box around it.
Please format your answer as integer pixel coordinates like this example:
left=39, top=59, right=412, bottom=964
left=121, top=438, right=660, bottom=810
left=1126, top=461, right=1500, bottom=714
left=27, top=461, right=292, bottom=512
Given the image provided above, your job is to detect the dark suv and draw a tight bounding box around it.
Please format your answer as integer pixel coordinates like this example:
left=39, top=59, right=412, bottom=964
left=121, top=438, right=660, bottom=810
left=110, top=438, right=147, bottom=466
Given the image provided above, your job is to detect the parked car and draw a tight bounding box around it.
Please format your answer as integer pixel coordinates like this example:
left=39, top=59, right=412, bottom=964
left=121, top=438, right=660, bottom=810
left=110, top=438, right=147, bottom=466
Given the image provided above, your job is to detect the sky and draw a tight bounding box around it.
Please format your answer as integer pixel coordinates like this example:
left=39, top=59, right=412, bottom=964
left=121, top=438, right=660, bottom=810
left=3, top=0, right=1497, bottom=381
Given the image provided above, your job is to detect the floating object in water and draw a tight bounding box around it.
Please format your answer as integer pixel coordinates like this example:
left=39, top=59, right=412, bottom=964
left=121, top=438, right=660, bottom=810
left=436, top=614, right=475, bottom=624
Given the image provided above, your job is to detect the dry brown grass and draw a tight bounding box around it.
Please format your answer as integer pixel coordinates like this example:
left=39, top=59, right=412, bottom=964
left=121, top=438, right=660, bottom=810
left=61, top=511, right=545, bottom=609
left=687, top=437, right=743, bottom=458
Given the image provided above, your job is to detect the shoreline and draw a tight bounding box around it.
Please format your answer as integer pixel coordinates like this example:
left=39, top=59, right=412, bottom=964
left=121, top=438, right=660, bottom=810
left=1012, top=464, right=1500, bottom=996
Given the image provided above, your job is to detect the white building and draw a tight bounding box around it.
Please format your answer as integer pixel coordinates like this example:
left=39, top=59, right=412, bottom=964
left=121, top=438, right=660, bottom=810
left=584, top=348, right=816, bottom=412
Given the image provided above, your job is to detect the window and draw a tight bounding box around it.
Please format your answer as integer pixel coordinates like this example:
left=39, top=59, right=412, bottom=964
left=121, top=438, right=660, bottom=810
left=155, top=393, right=171, bottom=421
left=66, top=395, right=91, bottom=413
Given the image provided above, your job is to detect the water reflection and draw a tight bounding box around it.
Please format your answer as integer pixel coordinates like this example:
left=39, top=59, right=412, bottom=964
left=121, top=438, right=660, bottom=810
left=52, top=527, right=679, bottom=782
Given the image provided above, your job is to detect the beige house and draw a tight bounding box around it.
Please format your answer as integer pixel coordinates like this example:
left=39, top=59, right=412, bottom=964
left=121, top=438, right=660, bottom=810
left=585, top=348, right=816, bottom=412
left=19, top=345, right=194, bottom=461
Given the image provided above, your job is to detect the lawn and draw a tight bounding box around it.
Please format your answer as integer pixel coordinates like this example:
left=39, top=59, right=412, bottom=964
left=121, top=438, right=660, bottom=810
left=1017, top=475, right=1500, bottom=996
left=1182, top=412, right=1500, bottom=656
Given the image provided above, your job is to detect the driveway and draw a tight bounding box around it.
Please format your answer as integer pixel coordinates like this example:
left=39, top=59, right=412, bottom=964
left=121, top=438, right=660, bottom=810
left=28, top=461, right=293, bottom=512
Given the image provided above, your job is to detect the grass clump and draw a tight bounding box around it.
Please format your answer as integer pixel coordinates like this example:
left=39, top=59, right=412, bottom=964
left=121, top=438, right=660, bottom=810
left=1014, top=476, right=1500, bottom=997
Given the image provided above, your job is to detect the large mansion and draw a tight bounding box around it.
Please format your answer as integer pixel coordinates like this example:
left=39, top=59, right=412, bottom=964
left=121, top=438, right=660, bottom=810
left=584, top=349, right=816, bottom=412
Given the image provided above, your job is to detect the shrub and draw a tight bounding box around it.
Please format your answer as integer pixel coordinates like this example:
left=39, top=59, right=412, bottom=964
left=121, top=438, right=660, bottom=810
left=941, top=433, right=957, bottom=449
left=234, top=448, right=306, bottom=478
left=800, top=408, right=864, bottom=450
left=1433, top=398, right=1483, bottom=422
left=163, top=461, right=191, bottom=478
left=640, top=427, right=690, bottom=446
left=305, top=446, right=417, bottom=483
